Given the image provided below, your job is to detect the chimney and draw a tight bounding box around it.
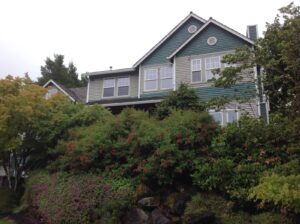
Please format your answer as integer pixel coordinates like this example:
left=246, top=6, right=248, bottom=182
left=247, top=25, right=258, bottom=41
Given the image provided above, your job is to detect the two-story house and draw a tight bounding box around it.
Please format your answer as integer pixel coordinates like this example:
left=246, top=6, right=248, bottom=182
left=77, top=12, right=269, bottom=125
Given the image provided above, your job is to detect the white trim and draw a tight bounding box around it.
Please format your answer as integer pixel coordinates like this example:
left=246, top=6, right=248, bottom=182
left=167, top=18, right=255, bottom=60
left=138, top=65, right=141, bottom=98
left=191, top=58, right=202, bottom=83
left=133, top=13, right=206, bottom=68
left=43, top=79, right=76, bottom=102
left=117, top=77, right=130, bottom=97
left=204, top=56, right=221, bottom=82
left=160, top=66, right=173, bottom=90
left=173, top=57, right=176, bottom=90
left=101, top=99, right=162, bottom=107
left=102, top=78, right=116, bottom=98
left=86, top=76, right=90, bottom=103
left=144, top=68, right=158, bottom=91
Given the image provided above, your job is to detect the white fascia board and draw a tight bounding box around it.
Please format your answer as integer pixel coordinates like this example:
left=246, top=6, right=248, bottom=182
left=43, top=79, right=76, bottom=102
left=132, top=13, right=206, bottom=68
left=101, top=99, right=162, bottom=107
left=167, top=19, right=255, bottom=60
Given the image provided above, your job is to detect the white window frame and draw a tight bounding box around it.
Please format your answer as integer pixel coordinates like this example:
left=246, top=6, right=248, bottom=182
left=144, top=68, right=158, bottom=91
left=209, top=110, right=224, bottom=126
left=191, top=59, right=202, bottom=83
left=226, top=109, right=239, bottom=123
left=205, top=56, right=221, bottom=82
left=117, top=77, right=130, bottom=97
left=160, top=66, right=173, bottom=90
left=102, top=78, right=115, bottom=98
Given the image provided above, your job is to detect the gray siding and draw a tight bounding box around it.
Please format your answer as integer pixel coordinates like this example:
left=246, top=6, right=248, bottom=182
left=175, top=51, right=254, bottom=88
left=88, top=73, right=139, bottom=102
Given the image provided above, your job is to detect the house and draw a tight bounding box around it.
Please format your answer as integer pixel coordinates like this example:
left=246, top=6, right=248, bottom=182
left=83, top=12, right=269, bottom=125
left=43, top=79, right=87, bottom=103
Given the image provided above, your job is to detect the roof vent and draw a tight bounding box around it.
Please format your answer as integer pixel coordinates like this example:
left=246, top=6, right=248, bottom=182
left=188, top=25, right=197, bottom=34
left=109, top=66, right=113, bottom=70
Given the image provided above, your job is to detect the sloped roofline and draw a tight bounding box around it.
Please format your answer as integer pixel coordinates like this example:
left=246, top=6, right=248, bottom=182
left=132, top=12, right=206, bottom=68
left=86, top=67, right=136, bottom=77
left=43, top=79, right=76, bottom=102
left=167, top=18, right=255, bottom=60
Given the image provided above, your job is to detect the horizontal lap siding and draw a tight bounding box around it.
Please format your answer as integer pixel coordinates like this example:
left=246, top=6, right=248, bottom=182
left=88, top=73, right=139, bottom=102
left=143, top=17, right=204, bottom=66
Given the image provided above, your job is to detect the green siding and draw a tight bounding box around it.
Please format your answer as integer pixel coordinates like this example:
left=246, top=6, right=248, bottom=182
left=140, top=82, right=256, bottom=101
left=142, top=17, right=204, bottom=65
left=177, top=24, right=250, bottom=57
left=195, top=82, right=256, bottom=101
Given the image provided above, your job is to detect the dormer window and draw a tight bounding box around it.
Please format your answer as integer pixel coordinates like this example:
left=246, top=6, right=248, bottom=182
left=103, top=78, right=115, bottom=97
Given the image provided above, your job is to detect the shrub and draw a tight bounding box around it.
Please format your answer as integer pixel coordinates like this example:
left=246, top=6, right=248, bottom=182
left=0, top=187, right=18, bottom=214
left=22, top=172, right=134, bottom=224
left=249, top=175, right=300, bottom=213
left=192, top=159, right=234, bottom=191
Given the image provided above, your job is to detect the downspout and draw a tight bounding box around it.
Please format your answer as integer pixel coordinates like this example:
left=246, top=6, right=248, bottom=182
left=173, top=56, right=176, bottom=91
left=86, top=74, right=90, bottom=103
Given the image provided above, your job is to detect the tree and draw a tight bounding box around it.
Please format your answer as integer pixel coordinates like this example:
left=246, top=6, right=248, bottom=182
left=214, top=3, right=300, bottom=117
left=38, top=54, right=86, bottom=88
left=0, top=75, right=72, bottom=191
left=155, top=83, right=205, bottom=119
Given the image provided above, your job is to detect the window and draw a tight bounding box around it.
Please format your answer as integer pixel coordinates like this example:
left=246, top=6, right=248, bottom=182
left=144, top=69, right=158, bottom=91
left=227, top=110, right=238, bottom=123
left=209, top=111, right=223, bottom=126
left=160, top=67, right=173, bottom=89
left=191, top=59, right=201, bottom=83
left=205, top=57, right=221, bottom=81
left=46, top=88, right=58, bottom=99
left=103, top=78, right=115, bottom=97
left=117, top=77, right=129, bottom=96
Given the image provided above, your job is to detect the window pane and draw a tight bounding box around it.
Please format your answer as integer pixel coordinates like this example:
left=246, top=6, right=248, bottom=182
left=192, top=71, right=201, bottom=82
left=145, top=80, right=157, bottom=90
left=160, top=67, right=172, bottom=79
left=118, top=77, right=129, bottom=86
left=118, top=86, right=129, bottom=96
left=103, top=87, right=114, bottom=97
left=205, top=57, right=220, bottom=69
left=210, top=112, right=223, bottom=125
left=227, top=111, right=238, bottom=123
left=161, top=79, right=172, bottom=89
left=206, top=70, right=220, bottom=81
left=192, top=59, right=201, bottom=71
left=103, top=79, right=115, bottom=88
left=145, top=69, right=157, bottom=80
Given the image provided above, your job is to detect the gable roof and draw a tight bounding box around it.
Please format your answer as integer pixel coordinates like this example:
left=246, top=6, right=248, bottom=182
left=43, top=79, right=86, bottom=103
left=132, top=12, right=206, bottom=68
left=167, top=18, right=255, bottom=59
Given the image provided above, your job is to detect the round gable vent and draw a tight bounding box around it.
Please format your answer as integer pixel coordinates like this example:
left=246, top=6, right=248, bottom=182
left=207, top=36, right=217, bottom=45
left=188, top=25, right=197, bottom=34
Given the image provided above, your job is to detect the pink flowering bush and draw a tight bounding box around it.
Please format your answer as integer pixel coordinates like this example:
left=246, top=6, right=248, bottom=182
left=23, top=171, right=133, bottom=224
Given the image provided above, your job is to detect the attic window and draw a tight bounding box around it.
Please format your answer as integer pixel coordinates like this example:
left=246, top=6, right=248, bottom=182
left=188, top=25, right=197, bottom=34
left=207, top=36, right=217, bottom=45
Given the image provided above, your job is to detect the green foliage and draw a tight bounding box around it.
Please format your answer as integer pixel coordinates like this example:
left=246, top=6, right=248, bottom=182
left=0, top=187, right=18, bottom=214
left=155, top=83, right=205, bottom=119
left=38, top=54, right=86, bottom=87
left=22, top=171, right=134, bottom=224
left=249, top=175, right=300, bottom=213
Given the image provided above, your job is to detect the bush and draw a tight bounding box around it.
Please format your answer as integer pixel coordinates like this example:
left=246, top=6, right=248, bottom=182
left=249, top=175, right=300, bottom=213
left=22, top=171, right=134, bottom=224
left=0, top=187, right=18, bottom=214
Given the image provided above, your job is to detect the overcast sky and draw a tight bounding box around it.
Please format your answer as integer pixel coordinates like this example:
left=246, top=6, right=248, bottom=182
left=0, top=0, right=296, bottom=80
